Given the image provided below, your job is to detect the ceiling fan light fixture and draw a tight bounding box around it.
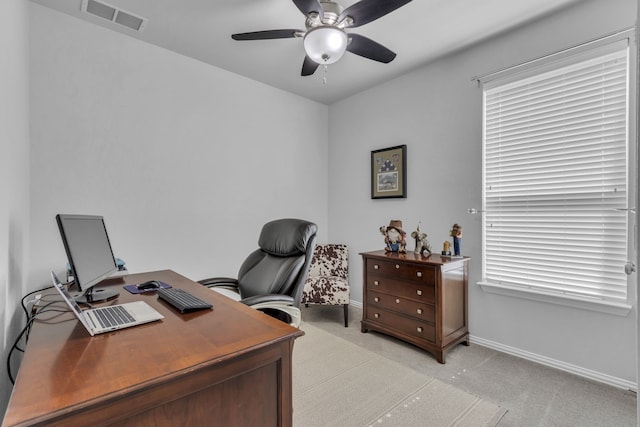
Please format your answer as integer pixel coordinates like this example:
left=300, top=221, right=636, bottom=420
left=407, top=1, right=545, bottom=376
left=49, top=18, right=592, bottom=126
left=303, top=26, right=347, bottom=65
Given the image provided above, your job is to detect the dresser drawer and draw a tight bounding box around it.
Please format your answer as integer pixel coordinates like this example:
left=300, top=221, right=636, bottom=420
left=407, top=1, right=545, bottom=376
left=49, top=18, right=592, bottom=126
left=366, top=307, right=435, bottom=342
left=366, top=276, right=435, bottom=303
left=368, top=290, right=435, bottom=322
left=366, top=258, right=436, bottom=285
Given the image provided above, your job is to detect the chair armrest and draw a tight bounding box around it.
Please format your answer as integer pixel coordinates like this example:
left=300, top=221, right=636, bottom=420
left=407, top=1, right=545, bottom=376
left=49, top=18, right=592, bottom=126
left=198, top=277, right=239, bottom=290
left=240, top=294, right=294, bottom=306
left=240, top=294, right=300, bottom=327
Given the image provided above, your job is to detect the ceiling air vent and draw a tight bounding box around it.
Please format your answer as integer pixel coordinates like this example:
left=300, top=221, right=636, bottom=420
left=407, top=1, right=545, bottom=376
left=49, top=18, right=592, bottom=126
left=81, top=0, right=147, bottom=32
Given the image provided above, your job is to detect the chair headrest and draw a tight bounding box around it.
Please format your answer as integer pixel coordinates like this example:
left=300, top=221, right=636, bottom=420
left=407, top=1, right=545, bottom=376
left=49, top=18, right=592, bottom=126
left=258, top=219, right=318, bottom=257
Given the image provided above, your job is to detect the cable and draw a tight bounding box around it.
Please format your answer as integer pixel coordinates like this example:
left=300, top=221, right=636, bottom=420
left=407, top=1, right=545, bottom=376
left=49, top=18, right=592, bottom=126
left=7, top=317, right=35, bottom=384
left=7, top=279, right=86, bottom=384
left=20, top=285, right=53, bottom=320
left=23, top=300, right=62, bottom=347
left=6, top=284, right=65, bottom=385
left=20, top=285, right=55, bottom=348
left=6, top=305, right=70, bottom=385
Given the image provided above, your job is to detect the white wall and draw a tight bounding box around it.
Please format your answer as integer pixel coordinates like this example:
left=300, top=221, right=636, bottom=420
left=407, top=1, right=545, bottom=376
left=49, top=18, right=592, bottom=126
left=28, top=4, right=329, bottom=291
left=0, top=0, right=31, bottom=416
left=329, top=0, right=638, bottom=387
left=3, top=0, right=636, bottom=418
left=636, top=3, right=640, bottom=424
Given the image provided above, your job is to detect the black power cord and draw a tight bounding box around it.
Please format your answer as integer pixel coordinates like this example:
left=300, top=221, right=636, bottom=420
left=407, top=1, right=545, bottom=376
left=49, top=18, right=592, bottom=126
left=6, top=285, right=64, bottom=385
left=7, top=280, right=110, bottom=384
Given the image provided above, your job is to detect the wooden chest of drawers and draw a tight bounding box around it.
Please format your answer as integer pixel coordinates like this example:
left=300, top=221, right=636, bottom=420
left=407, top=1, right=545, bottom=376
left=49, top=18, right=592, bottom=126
left=360, top=250, right=469, bottom=363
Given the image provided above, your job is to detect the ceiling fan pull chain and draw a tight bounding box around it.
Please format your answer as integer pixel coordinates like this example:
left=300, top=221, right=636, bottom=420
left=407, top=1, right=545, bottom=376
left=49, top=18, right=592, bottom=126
left=323, top=65, right=328, bottom=84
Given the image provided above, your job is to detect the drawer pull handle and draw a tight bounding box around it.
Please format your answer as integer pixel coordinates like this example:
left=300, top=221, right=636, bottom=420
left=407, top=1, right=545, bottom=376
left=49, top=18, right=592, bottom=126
left=395, top=264, right=400, bottom=269
left=416, top=271, right=423, bottom=278
left=374, top=264, right=380, bottom=270
left=374, top=297, right=380, bottom=302
left=417, top=327, right=423, bottom=333
left=374, top=313, right=380, bottom=319
left=416, top=290, right=423, bottom=296
left=395, top=299, right=400, bottom=304
left=417, top=308, right=423, bottom=315
left=374, top=280, right=380, bottom=286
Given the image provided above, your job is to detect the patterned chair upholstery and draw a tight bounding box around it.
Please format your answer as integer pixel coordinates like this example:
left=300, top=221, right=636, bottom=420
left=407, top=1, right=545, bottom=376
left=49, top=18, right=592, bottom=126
left=301, top=244, right=349, bottom=327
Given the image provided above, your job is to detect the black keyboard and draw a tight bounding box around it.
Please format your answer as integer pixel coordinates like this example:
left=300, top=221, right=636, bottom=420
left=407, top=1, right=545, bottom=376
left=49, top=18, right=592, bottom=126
left=157, top=288, right=213, bottom=313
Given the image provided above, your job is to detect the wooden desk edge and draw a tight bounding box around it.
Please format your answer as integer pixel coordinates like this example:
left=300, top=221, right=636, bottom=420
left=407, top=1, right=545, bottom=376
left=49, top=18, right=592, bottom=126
left=2, top=270, right=305, bottom=427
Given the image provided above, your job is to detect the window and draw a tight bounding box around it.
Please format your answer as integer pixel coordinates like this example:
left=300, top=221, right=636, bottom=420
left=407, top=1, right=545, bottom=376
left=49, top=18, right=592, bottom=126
left=480, top=37, right=635, bottom=314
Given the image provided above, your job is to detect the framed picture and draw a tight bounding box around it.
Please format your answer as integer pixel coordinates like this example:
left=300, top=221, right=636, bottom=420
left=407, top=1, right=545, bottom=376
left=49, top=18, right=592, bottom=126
left=371, top=144, right=407, bottom=199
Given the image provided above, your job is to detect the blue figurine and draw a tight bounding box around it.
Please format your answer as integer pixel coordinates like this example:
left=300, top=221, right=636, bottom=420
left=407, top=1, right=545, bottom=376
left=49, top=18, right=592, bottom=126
left=450, top=224, right=462, bottom=256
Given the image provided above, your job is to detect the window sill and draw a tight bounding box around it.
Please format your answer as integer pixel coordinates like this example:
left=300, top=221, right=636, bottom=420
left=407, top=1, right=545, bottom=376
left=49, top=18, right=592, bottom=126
left=478, top=281, right=632, bottom=317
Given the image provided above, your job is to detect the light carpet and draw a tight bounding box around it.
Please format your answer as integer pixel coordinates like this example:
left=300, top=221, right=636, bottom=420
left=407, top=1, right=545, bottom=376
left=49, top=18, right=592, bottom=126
left=293, top=323, right=507, bottom=427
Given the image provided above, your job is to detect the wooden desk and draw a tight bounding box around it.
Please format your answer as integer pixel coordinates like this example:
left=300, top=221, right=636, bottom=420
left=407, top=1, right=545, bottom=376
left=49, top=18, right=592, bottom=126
left=2, top=270, right=303, bottom=427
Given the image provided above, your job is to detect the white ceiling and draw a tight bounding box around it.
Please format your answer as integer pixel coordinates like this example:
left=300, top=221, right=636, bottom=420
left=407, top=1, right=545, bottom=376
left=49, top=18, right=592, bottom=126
left=31, top=0, right=581, bottom=105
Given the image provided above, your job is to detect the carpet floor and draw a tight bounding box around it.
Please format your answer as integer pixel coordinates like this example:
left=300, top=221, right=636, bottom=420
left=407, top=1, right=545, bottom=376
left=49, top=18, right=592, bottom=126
left=300, top=305, right=637, bottom=426
left=293, top=323, right=507, bottom=426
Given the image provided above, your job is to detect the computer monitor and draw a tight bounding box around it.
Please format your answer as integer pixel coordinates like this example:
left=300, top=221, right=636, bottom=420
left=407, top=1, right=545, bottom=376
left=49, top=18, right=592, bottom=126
left=56, top=214, right=120, bottom=303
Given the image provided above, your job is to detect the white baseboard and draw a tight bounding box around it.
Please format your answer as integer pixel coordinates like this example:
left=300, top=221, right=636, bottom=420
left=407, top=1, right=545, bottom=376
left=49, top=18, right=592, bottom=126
left=345, top=303, right=633, bottom=391
left=350, top=299, right=363, bottom=309
left=470, top=335, right=637, bottom=392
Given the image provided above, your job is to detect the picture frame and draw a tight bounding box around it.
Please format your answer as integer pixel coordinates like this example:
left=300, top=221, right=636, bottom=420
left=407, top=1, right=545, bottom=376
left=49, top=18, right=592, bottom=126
left=371, top=144, right=407, bottom=199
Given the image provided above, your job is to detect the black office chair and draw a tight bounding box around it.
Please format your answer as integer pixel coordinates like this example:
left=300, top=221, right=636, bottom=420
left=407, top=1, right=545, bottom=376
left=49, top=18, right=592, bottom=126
left=198, top=218, right=317, bottom=327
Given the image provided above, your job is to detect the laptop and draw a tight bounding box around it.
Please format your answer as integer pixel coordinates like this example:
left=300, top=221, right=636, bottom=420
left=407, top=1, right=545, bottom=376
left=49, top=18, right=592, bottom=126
left=51, top=271, right=164, bottom=336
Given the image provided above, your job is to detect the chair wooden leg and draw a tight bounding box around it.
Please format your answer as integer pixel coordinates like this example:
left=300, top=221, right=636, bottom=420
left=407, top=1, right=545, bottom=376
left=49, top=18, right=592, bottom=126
left=343, top=304, right=349, bottom=327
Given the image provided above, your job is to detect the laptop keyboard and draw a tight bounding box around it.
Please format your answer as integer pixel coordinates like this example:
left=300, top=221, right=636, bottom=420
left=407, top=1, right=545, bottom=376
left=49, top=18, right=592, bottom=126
left=93, top=305, right=135, bottom=328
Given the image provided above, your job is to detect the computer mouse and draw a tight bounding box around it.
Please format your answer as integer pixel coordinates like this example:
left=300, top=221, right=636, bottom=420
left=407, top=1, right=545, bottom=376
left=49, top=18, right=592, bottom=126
left=137, top=280, right=161, bottom=290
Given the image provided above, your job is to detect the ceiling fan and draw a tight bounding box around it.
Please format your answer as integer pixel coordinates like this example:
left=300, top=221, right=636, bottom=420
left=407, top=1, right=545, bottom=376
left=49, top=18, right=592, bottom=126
left=231, top=0, right=413, bottom=76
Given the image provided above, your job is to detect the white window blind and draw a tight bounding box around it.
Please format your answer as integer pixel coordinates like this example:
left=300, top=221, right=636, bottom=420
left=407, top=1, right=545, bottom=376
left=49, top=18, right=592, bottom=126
left=482, top=45, right=630, bottom=303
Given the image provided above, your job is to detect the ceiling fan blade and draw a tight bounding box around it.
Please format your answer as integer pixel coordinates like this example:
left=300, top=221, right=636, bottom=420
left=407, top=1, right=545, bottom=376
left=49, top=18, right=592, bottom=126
left=292, top=0, right=324, bottom=20
left=301, top=56, right=320, bottom=76
left=231, top=29, right=301, bottom=41
left=347, top=33, right=396, bottom=63
left=339, top=0, right=412, bottom=28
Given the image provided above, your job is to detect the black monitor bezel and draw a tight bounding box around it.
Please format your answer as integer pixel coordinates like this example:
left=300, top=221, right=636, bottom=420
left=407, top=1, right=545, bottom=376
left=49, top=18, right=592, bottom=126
left=56, top=214, right=119, bottom=302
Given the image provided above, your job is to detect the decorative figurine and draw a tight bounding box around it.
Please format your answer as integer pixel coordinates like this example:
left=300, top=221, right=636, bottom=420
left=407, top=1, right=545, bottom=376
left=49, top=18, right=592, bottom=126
left=380, top=220, right=407, bottom=253
left=450, top=223, right=462, bottom=256
left=442, top=241, right=451, bottom=256
left=411, top=223, right=431, bottom=255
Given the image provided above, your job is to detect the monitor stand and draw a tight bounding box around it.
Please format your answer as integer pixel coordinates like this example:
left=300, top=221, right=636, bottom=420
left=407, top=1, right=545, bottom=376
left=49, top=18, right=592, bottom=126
left=74, top=287, right=119, bottom=304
